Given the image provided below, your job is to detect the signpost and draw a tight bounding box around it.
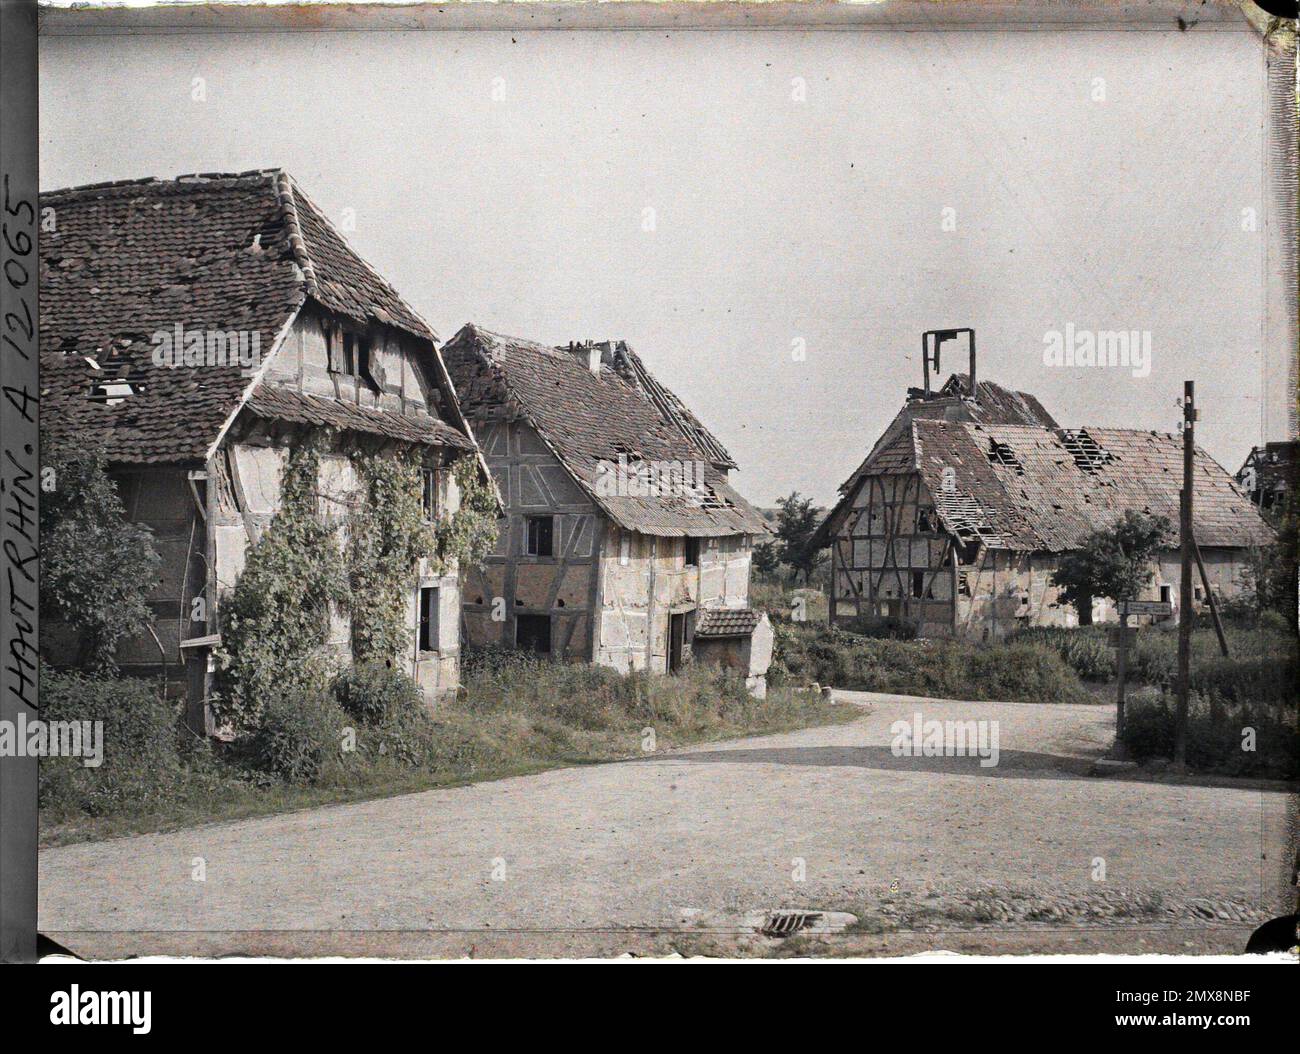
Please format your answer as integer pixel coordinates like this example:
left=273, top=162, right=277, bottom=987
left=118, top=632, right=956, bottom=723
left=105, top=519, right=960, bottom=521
left=1113, top=599, right=1173, bottom=745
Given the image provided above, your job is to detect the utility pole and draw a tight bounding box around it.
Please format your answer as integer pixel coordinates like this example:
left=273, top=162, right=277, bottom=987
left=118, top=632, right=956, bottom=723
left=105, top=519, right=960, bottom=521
left=1175, top=380, right=1196, bottom=769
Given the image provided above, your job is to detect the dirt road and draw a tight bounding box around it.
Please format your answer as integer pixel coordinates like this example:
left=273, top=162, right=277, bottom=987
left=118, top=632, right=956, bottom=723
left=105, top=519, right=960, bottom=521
left=39, top=693, right=1294, bottom=958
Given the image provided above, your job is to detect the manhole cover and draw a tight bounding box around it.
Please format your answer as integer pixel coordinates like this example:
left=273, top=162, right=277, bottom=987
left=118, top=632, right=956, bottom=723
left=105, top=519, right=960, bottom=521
left=758, top=911, right=824, bottom=938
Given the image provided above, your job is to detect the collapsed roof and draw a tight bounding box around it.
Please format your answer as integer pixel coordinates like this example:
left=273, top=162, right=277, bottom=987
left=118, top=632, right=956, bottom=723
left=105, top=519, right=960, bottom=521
left=847, top=419, right=1274, bottom=552
left=39, top=169, right=473, bottom=463
left=441, top=325, right=768, bottom=537
left=814, top=373, right=1060, bottom=547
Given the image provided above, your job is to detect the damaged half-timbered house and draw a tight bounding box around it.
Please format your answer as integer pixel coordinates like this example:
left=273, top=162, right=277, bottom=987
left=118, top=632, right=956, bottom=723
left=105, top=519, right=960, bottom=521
left=441, top=325, right=774, bottom=694
left=814, top=336, right=1274, bottom=639
left=39, top=170, right=485, bottom=729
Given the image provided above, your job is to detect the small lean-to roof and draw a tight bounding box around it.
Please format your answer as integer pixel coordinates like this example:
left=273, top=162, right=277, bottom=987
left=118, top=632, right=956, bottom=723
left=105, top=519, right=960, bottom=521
left=441, top=325, right=767, bottom=537
left=693, top=607, right=762, bottom=639
left=39, top=169, right=465, bottom=464
left=904, top=420, right=1274, bottom=552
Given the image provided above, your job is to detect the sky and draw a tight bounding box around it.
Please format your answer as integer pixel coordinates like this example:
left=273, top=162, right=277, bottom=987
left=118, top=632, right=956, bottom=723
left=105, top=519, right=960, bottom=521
left=38, top=21, right=1289, bottom=506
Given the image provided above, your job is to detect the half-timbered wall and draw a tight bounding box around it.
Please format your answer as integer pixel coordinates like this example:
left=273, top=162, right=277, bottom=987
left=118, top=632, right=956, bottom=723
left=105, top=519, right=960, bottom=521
left=461, top=419, right=602, bottom=660
left=831, top=472, right=1258, bottom=640
left=263, top=302, right=446, bottom=418
left=208, top=425, right=462, bottom=707
left=829, top=472, right=957, bottom=637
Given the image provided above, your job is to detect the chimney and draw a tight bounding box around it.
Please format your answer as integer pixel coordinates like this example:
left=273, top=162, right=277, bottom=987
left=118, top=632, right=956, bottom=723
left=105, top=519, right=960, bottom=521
left=568, top=340, right=612, bottom=375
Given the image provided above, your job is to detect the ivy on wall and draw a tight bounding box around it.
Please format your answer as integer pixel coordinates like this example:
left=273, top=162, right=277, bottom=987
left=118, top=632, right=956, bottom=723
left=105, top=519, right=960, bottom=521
left=434, top=456, right=500, bottom=577
left=213, top=434, right=347, bottom=730
left=347, top=448, right=435, bottom=666
left=216, top=432, right=500, bottom=730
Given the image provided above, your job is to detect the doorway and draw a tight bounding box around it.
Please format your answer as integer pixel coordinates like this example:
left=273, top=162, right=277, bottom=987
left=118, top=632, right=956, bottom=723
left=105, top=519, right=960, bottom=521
left=668, top=612, right=688, bottom=673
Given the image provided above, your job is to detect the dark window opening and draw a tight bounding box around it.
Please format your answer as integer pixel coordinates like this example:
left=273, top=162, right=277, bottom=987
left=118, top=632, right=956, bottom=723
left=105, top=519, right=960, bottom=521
left=526, top=515, right=554, bottom=557
left=342, top=332, right=356, bottom=376
left=917, top=508, right=936, bottom=533
left=421, top=467, right=439, bottom=522
left=684, top=537, right=701, bottom=567
left=418, top=586, right=438, bottom=652
left=1159, top=584, right=1172, bottom=605
left=330, top=328, right=376, bottom=386
left=516, top=614, right=552, bottom=654
left=911, top=571, right=925, bottom=599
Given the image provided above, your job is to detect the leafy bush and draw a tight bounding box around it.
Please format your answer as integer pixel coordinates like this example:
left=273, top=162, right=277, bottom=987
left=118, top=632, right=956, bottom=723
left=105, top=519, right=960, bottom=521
left=837, top=615, right=919, bottom=640
left=334, top=661, right=424, bottom=726
left=1011, top=626, right=1115, bottom=681
left=39, top=444, right=160, bottom=670
left=1120, top=692, right=1298, bottom=778
left=770, top=623, right=1090, bottom=704
left=38, top=665, right=181, bottom=815
left=246, top=687, right=349, bottom=783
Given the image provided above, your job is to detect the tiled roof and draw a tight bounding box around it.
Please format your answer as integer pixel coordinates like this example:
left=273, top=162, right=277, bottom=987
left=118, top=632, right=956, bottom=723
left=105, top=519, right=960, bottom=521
left=244, top=387, right=474, bottom=449
left=442, top=324, right=768, bottom=536
left=814, top=374, right=1059, bottom=547
left=601, top=342, right=737, bottom=469
left=39, top=169, right=443, bottom=464
left=693, top=607, right=762, bottom=639
left=905, top=420, right=1273, bottom=551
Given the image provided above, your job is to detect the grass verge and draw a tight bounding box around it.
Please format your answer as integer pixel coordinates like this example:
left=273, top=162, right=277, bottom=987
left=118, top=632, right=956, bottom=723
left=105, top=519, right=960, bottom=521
left=39, top=657, right=856, bottom=848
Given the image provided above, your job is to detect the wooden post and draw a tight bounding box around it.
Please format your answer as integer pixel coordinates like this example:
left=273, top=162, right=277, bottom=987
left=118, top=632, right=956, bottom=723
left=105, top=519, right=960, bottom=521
left=1115, top=610, right=1129, bottom=744
left=1175, top=381, right=1195, bottom=768
left=1191, top=531, right=1230, bottom=658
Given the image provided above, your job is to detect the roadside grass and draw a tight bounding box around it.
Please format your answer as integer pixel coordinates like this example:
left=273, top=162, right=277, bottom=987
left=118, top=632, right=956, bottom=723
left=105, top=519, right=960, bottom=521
left=769, top=621, right=1092, bottom=705
left=38, top=656, right=857, bottom=848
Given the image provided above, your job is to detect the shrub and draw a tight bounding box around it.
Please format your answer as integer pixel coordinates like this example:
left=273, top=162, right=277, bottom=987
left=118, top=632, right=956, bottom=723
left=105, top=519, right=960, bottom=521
left=39, top=444, right=160, bottom=671
left=837, top=615, right=919, bottom=640
left=1121, top=691, right=1299, bottom=778
left=213, top=438, right=346, bottom=732
left=334, top=661, right=424, bottom=726
left=38, top=665, right=181, bottom=815
left=1010, top=626, right=1115, bottom=681
left=770, top=623, right=1089, bottom=704
left=247, top=687, right=349, bottom=783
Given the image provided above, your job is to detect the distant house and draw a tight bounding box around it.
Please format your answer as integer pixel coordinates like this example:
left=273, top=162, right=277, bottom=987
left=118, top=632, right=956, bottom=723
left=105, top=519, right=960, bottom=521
left=442, top=326, right=774, bottom=693
left=40, top=170, right=483, bottom=728
left=1235, top=441, right=1298, bottom=515
left=814, top=345, right=1273, bottom=639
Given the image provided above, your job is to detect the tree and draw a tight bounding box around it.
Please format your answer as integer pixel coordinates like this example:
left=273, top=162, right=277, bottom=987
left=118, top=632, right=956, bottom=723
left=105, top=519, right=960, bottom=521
left=40, top=442, right=161, bottom=671
left=1050, top=510, right=1171, bottom=625
left=773, top=491, right=822, bottom=585
left=752, top=538, right=781, bottom=578
left=1238, top=492, right=1298, bottom=629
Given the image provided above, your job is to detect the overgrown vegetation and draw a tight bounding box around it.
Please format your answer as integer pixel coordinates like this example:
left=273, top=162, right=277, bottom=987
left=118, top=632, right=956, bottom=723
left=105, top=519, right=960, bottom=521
left=1120, top=688, right=1298, bottom=778
left=213, top=435, right=346, bottom=730
left=1050, top=510, right=1170, bottom=625
left=39, top=657, right=854, bottom=847
left=769, top=622, right=1091, bottom=705
left=38, top=443, right=160, bottom=671
left=346, top=449, right=437, bottom=665
left=217, top=441, right=498, bottom=730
